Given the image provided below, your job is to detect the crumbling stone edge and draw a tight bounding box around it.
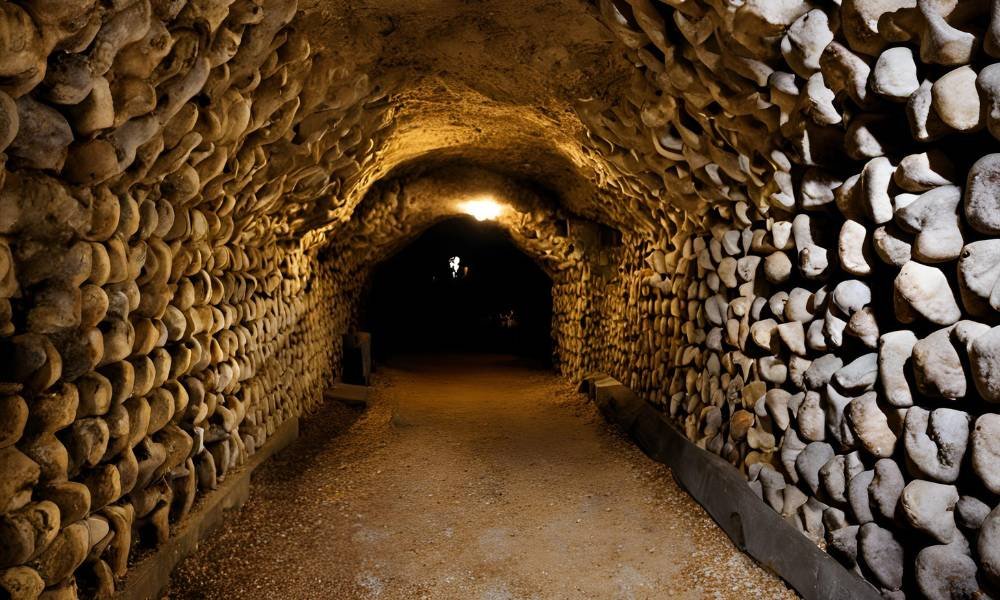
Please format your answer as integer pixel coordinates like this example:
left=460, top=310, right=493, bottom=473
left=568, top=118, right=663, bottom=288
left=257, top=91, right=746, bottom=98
left=115, top=416, right=300, bottom=600
left=580, top=373, right=880, bottom=600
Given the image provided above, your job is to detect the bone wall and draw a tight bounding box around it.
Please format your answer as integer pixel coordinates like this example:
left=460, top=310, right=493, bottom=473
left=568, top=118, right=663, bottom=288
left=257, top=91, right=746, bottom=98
left=580, top=1, right=1000, bottom=598
left=0, top=227, right=344, bottom=599
left=0, top=0, right=374, bottom=596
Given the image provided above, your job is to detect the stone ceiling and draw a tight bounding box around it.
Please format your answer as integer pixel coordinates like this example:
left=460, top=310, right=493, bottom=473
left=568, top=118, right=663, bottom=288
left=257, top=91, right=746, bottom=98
left=295, top=0, right=637, bottom=234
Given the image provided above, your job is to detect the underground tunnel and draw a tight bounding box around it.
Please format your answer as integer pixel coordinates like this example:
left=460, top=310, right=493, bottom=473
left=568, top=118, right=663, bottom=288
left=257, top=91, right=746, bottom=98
left=1, top=0, right=1000, bottom=598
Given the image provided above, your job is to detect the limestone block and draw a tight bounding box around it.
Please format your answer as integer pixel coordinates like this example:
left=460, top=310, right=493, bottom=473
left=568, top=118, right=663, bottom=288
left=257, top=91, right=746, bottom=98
left=894, top=261, right=961, bottom=326
left=0, top=448, right=40, bottom=514
left=903, top=407, right=969, bottom=483
left=972, top=414, right=1000, bottom=494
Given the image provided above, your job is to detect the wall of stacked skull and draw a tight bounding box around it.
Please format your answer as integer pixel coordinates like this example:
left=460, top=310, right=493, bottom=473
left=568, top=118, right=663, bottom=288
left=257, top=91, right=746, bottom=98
left=0, top=0, right=999, bottom=598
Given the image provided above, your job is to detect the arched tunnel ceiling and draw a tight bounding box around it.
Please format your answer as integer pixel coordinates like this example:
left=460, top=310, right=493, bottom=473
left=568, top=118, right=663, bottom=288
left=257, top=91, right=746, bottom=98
left=296, top=0, right=638, bottom=236
left=0, top=0, right=827, bottom=249
left=323, top=165, right=598, bottom=279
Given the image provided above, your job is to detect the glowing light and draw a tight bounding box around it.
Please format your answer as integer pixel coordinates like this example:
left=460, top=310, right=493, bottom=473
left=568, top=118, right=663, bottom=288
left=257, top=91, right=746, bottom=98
left=448, top=256, right=461, bottom=278
left=460, top=198, right=503, bottom=221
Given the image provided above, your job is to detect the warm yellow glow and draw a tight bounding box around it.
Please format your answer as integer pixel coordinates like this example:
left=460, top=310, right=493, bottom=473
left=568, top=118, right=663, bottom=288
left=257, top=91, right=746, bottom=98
left=460, top=198, right=504, bottom=221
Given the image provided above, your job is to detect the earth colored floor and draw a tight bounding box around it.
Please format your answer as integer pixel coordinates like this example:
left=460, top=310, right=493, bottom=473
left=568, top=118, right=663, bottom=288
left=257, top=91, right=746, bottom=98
left=168, top=355, right=796, bottom=599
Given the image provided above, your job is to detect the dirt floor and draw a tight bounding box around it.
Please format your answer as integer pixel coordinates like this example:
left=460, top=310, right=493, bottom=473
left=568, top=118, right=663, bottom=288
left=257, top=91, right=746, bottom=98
left=168, top=355, right=797, bottom=599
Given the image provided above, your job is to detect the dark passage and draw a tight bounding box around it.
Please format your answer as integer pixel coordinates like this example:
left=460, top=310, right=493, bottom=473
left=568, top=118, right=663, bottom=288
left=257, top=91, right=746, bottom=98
left=361, top=217, right=553, bottom=363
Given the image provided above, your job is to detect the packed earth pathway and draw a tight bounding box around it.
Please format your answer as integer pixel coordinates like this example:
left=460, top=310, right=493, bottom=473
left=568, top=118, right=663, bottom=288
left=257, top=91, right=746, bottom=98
left=168, top=356, right=796, bottom=599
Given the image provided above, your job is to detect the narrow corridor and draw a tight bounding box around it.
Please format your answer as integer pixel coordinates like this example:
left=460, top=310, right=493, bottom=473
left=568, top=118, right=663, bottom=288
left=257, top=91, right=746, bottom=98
left=168, top=356, right=794, bottom=599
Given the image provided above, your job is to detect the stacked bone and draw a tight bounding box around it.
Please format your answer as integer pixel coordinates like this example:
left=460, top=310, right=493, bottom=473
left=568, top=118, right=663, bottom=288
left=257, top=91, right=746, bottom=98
left=600, top=233, right=686, bottom=408
left=0, top=0, right=390, bottom=597
left=586, top=0, right=1000, bottom=597
left=551, top=264, right=604, bottom=379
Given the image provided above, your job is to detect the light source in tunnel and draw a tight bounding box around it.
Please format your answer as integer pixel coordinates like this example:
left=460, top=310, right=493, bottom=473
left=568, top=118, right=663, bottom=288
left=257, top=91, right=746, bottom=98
left=449, top=256, right=461, bottom=278
left=459, top=198, right=504, bottom=221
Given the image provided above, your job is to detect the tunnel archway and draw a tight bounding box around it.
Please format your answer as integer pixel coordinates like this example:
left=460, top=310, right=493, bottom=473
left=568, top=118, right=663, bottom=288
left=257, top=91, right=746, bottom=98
left=320, top=165, right=619, bottom=378
left=361, top=216, right=554, bottom=363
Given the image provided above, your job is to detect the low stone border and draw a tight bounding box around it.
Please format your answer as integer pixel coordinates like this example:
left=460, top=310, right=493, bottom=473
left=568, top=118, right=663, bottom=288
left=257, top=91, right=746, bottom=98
left=115, top=415, right=300, bottom=600
left=580, top=373, right=880, bottom=600
left=324, top=382, right=370, bottom=408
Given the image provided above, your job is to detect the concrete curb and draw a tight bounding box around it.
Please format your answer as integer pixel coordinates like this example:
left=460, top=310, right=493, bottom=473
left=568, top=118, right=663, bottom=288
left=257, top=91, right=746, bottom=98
left=116, top=415, right=300, bottom=600
left=325, top=382, right=370, bottom=408
left=580, top=373, right=880, bottom=600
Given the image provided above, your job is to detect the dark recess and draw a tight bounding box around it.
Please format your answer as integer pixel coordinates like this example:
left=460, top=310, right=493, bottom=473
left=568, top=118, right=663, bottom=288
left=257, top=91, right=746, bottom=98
left=361, top=216, right=554, bottom=364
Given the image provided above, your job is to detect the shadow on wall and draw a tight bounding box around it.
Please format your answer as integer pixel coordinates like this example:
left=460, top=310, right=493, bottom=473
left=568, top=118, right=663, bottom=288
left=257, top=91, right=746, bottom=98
left=360, top=216, right=554, bottom=364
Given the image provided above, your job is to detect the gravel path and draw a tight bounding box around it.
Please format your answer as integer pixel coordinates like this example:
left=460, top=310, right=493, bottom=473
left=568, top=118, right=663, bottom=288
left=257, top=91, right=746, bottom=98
left=168, top=355, right=797, bottom=599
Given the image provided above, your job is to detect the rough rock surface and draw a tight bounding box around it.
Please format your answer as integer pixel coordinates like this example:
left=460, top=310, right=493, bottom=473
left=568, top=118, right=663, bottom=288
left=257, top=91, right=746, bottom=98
left=900, top=480, right=960, bottom=544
